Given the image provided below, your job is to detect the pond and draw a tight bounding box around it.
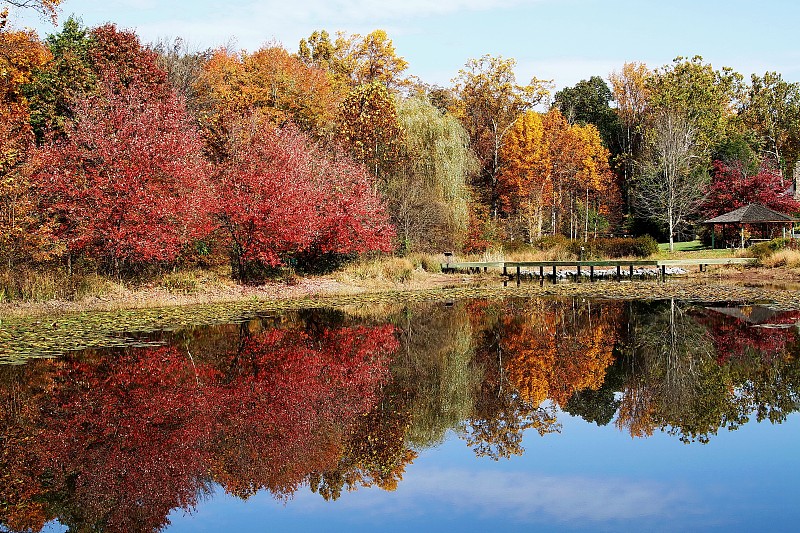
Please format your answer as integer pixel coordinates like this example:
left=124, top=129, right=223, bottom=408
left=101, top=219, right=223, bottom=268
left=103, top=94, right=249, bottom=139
left=1, top=296, right=799, bottom=532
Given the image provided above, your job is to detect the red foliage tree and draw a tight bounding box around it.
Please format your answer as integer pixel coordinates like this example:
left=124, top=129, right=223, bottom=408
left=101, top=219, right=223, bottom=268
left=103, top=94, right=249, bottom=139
left=88, top=24, right=169, bottom=94
left=214, top=117, right=394, bottom=280
left=32, top=75, right=212, bottom=271
left=702, top=159, right=800, bottom=218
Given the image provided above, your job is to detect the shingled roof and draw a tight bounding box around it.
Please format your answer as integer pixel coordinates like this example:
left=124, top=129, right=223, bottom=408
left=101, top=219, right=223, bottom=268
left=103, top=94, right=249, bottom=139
left=703, top=203, right=797, bottom=224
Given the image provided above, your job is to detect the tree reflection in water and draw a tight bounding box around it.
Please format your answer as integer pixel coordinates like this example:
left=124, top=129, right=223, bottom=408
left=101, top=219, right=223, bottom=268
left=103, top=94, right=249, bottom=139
left=1, top=299, right=800, bottom=532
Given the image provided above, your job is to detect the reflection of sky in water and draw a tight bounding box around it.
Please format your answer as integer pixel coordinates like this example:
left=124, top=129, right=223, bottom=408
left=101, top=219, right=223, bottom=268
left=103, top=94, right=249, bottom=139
left=157, top=411, right=800, bottom=533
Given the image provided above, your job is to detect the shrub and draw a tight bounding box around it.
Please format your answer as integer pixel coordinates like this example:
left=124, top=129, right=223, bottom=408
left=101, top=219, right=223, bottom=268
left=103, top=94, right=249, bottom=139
left=533, top=234, right=569, bottom=250
left=748, top=238, right=792, bottom=260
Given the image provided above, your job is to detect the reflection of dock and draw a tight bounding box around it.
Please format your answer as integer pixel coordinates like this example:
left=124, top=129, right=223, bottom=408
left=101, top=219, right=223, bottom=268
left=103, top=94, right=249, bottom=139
left=441, top=258, right=754, bottom=283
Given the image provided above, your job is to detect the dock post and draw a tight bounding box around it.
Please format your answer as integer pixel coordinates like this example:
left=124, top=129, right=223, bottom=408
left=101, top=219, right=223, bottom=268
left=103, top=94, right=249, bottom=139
left=661, top=265, right=666, bottom=282
left=552, top=265, right=557, bottom=283
left=539, top=266, right=544, bottom=280
left=616, top=265, right=621, bottom=281
left=577, top=263, right=581, bottom=281
left=629, top=264, right=634, bottom=279
left=516, top=265, right=521, bottom=286
left=503, top=264, right=507, bottom=277
left=590, top=265, right=595, bottom=282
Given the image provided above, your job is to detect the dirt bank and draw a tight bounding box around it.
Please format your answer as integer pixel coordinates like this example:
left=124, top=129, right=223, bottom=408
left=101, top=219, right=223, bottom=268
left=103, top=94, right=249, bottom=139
left=2, top=264, right=800, bottom=318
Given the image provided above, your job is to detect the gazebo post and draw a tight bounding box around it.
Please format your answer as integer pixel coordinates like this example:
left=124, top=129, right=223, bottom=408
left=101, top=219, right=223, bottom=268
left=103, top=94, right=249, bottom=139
left=711, top=226, right=715, bottom=249
left=740, top=225, right=745, bottom=249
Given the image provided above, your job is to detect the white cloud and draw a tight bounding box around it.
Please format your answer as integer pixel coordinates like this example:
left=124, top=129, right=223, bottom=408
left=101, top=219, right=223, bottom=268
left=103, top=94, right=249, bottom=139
left=292, top=467, right=696, bottom=525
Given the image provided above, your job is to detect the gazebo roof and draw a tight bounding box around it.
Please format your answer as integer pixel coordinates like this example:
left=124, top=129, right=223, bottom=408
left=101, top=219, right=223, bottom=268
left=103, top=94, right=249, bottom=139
left=703, top=203, right=797, bottom=224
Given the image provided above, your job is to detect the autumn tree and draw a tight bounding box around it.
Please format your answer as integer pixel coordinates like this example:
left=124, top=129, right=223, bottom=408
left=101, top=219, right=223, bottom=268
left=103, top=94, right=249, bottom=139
left=151, top=37, right=211, bottom=112
left=300, top=29, right=408, bottom=90
left=196, top=45, right=341, bottom=145
left=214, top=116, right=394, bottom=281
left=31, top=75, right=213, bottom=274
left=0, top=15, right=53, bottom=268
left=497, top=110, right=551, bottom=241
left=554, top=75, right=621, bottom=153
left=1, top=0, right=61, bottom=21
left=740, top=72, right=800, bottom=178
left=497, top=108, right=620, bottom=241
left=26, top=20, right=168, bottom=140
left=451, top=55, right=550, bottom=217
left=389, top=96, right=475, bottom=251
left=702, top=159, right=800, bottom=220
left=546, top=109, right=620, bottom=238
left=338, top=81, right=403, bottom=182
left=609, top=62, right=651, bottom=210
left=647, top=56, right=742, bottom=163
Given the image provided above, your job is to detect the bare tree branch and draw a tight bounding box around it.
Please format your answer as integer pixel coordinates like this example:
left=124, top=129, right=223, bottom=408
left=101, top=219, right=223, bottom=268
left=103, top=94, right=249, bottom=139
left=635, top=109, right=707, bottom=250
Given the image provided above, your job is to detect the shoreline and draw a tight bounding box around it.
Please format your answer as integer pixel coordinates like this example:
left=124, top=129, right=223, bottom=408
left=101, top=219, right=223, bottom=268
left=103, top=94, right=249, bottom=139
left=2, top=265, right=800, bottom=319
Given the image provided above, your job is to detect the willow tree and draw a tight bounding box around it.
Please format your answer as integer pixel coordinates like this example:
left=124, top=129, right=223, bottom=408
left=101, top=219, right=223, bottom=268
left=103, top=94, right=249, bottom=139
left=388, top=97, right=475, bottom=251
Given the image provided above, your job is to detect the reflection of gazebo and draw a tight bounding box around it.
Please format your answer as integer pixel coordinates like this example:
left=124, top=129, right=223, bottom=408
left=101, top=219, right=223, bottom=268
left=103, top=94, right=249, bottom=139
left=702, top=204, right=798, bottom=249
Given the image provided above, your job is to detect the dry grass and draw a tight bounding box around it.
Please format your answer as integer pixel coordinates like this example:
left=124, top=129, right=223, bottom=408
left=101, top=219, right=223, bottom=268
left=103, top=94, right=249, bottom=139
left=0, top=267, right=123, bottom=303
left=761, top=249, right=800, bottom=268
left=338, top=256, right=417, bottom=286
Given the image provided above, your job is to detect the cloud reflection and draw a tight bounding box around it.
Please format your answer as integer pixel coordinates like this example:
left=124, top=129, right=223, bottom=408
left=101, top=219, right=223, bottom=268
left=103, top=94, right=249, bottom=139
left=294, top=468, right=696, bottom=525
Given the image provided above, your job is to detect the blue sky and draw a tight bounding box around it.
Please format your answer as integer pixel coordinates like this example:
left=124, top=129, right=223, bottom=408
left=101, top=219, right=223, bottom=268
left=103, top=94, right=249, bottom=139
left=8, top=0, right=800, bottom=91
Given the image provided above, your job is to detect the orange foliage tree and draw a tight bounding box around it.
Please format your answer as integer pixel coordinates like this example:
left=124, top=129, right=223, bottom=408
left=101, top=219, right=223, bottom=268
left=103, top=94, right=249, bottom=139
left=497, top=110, right=551, bottom=241
left=498, top=109, right=620, bottom=240
left=0, top=15, right=54, bottom=268
left=196, top=45, right=342, bottom=147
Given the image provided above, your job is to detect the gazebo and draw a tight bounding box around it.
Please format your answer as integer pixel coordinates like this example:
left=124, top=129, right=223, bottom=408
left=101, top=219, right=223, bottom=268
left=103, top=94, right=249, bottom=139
left=702, top=203, right=798, bottom=249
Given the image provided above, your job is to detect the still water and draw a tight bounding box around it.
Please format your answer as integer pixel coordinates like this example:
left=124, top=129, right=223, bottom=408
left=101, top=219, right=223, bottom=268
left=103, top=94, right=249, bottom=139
left=1, top=297, right=799, bottom=532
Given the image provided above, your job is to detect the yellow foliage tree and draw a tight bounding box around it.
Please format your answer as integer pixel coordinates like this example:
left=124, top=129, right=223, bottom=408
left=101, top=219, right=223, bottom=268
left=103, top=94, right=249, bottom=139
left=499, top=109, right=620, bottom=239
left=498, top=110, right=552, bottom=241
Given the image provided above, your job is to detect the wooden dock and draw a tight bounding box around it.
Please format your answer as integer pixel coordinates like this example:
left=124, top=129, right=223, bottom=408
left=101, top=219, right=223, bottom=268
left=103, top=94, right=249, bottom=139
left=441, top=257, right=754, bottom=283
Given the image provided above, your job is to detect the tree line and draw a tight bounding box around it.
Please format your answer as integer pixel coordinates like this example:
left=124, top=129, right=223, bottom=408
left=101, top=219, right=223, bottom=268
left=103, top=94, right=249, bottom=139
left=2, top=10, right=800, bottom=282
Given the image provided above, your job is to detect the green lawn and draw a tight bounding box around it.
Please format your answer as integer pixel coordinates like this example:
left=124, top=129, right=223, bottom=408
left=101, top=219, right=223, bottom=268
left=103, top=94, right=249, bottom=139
left=654, top=240, right=742, bottom=259
left=658, top=240, right=706, bottom=252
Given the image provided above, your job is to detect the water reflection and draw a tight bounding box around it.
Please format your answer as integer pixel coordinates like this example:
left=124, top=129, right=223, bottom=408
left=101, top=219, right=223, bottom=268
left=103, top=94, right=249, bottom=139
left=1, top=299, right=799, bottom=532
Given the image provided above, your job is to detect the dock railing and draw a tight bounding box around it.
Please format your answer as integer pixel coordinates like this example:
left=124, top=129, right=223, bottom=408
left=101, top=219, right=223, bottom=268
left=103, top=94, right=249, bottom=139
left=441, top=257, right=755, bottom=283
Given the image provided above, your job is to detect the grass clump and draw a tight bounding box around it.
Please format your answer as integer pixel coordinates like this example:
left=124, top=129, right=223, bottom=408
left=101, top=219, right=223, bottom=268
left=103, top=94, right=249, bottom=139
left=760, top=248, right=800, bottom=268
left=341, top=257, right=416, bottom=285
left=406, top=253, right=444, bottom=273
left=0, top=267, right=121, bottom=302
left=159, top=271, right=200, bottom=294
